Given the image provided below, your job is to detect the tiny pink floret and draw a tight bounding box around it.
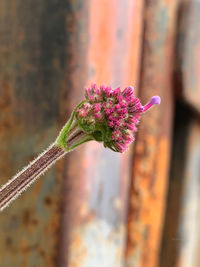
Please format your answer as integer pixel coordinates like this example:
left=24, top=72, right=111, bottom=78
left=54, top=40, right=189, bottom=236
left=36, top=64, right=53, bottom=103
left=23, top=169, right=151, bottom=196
left=77, top=108, right=88, bottom=118
left=93, top=103, right=101, bottom=112
left=143, top=96, right=161, bottom=112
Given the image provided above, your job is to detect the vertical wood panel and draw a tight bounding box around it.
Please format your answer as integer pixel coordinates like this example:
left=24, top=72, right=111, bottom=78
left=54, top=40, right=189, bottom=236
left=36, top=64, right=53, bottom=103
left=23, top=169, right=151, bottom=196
left=0, top=1, right=84, bottom=266
left=58, top=0, right=144, bottom=267
left=125, top=1, right=178, bottom=266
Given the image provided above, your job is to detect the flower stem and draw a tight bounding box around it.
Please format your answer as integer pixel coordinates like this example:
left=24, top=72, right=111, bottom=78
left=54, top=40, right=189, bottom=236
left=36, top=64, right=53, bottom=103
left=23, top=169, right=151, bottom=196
left=0, top=144, right=66, bottom=211
left=0, top=117, right=93, bottom=211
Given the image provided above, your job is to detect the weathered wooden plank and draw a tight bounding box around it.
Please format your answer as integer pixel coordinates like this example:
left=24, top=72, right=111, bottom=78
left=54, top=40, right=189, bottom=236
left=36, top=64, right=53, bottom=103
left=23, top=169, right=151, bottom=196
left=0, top=1, right=78, bottom=266
left=57, top=1, right=144, bottom=266
left=125, top=1, right=178, bottom=266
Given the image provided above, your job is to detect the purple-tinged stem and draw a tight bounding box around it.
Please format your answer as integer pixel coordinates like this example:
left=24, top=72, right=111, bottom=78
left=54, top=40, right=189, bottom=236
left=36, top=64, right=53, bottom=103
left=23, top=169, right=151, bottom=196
left=0, top=144, right=66, bottom=211
left=0, top=125, right=90, bottom=211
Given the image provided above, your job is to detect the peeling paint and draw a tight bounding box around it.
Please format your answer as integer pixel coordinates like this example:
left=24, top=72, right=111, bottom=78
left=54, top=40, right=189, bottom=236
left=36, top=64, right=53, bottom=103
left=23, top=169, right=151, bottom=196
left=69, top=219, right=126, bottom=267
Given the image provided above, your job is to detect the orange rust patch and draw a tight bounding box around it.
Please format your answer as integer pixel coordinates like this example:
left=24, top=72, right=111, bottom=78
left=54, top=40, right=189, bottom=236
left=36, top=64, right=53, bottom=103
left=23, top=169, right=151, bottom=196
left=126, top=135, right=171, bottom=267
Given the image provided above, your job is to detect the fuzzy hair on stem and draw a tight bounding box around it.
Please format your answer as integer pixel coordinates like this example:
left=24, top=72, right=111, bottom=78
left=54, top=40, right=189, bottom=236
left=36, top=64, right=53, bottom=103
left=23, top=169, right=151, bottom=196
left=0, top=144, right=66, bottom=211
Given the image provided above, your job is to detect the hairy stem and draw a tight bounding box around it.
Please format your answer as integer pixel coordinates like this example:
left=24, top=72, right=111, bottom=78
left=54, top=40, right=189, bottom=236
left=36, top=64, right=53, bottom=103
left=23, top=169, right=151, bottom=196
left=0, top=144, right=66, bottom=211
left=0, top=117, right=93, bottom=211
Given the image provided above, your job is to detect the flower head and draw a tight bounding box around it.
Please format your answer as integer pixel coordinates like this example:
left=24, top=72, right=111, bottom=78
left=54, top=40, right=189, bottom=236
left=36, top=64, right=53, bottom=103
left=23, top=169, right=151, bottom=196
left=74, top=84, right=161, bottom=153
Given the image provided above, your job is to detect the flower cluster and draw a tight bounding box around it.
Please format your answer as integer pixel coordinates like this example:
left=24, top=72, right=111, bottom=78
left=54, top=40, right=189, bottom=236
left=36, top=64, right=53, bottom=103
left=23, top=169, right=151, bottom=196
left=75, top=84, right=160, bottom=153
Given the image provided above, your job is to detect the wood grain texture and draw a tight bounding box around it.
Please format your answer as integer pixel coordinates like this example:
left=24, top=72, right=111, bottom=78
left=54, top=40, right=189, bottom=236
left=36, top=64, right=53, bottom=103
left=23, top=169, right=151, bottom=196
left=125, top=1, right=178, bottom=266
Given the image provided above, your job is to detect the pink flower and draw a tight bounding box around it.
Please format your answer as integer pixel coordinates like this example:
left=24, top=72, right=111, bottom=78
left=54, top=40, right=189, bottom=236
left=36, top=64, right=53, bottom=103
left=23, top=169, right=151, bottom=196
left=75, top=84, right=161, bottom=153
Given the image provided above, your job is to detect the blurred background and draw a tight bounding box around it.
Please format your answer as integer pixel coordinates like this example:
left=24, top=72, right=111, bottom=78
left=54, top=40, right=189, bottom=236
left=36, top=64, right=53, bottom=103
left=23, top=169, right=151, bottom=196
left=0, top=0, right=199, bottom=266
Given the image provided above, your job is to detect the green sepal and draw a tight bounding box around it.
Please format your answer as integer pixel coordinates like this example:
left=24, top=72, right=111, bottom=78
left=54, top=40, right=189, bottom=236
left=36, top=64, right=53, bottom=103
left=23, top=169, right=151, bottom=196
left=56, top=100, right=86, bottom=150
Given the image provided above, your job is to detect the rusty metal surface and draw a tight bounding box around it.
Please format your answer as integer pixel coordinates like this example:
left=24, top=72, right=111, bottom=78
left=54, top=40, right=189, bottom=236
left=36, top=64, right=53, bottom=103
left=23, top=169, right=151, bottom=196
left=160, top=102, right=200, bottom=267
left=177, top=119, right=200, bottom=267
left=0, top=1, right=73, bottom=266
left=125, top=1, right=178, bottom=267
left=175, top=0, right=200, bottom=113
left=88, top=0, right=144, bottom=90
left=57, top=1, right=144, bottom=267
left=160, top=1, right=200, bottom=266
